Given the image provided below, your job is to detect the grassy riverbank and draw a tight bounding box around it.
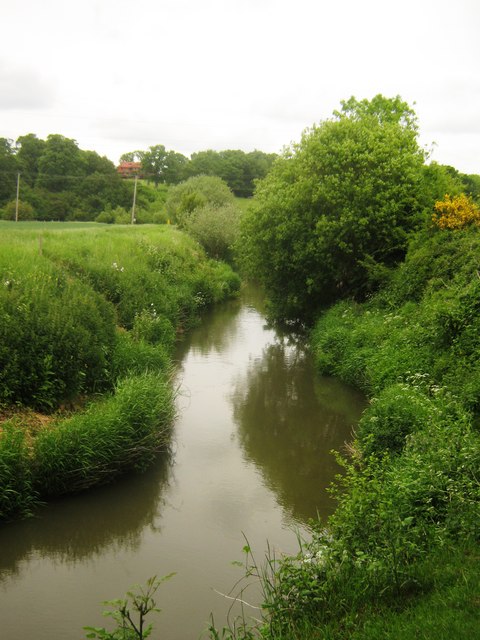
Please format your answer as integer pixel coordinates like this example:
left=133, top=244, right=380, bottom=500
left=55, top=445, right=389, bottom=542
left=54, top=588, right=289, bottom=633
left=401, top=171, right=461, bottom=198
left=221, top=227, right=479, bottom=639
left=0, top=222, right=240, bottom=520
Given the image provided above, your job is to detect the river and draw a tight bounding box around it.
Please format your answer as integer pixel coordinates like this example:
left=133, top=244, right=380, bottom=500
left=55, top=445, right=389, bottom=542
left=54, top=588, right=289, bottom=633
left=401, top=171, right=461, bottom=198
left=0, top=287, right=365, bottom=639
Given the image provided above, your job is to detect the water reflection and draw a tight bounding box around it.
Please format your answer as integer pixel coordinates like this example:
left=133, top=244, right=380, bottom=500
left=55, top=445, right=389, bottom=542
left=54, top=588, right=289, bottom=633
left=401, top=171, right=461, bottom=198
left=0, top=452, right=172, bottom=578
left=231, top=340, right=366, bottom=523
left=175, top=298, right=242, bottom=359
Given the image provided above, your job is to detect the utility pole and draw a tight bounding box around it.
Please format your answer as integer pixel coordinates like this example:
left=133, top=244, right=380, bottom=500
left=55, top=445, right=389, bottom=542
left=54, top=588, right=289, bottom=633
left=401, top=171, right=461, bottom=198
left=131, top=174, right=138, bottom=224
left=15, top=172, right=20, bottom=222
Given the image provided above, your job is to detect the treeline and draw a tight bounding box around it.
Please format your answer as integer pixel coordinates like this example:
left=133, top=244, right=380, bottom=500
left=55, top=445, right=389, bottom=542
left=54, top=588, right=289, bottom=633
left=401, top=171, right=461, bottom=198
left=121, top=145, right=277, bottom=196
left=0, top=134, right=133, bottom=221
left=0, top=134, right=276, bottom=222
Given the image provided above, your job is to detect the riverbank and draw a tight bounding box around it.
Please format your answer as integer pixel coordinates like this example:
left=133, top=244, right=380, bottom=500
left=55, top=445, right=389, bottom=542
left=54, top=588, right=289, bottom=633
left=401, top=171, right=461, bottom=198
left=231, top=227, right=480, bottom=639
left=0, top=222, right=240, bottom=521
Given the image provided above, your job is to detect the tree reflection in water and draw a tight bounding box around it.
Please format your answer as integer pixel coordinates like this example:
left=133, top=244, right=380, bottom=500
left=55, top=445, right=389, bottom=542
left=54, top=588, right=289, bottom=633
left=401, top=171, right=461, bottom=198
left=0, top=451, right=172, bottom=579
left=231, top=340, right=366, bottom=524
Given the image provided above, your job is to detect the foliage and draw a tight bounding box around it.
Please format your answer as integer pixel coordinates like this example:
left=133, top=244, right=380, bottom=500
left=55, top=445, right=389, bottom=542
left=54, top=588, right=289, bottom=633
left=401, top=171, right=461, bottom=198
left=183, top=202, right=241, bottom=262
left=0, top=421, right=37, bottom=520
left=0, top=137, right=18, bottom=202
left=0, top=223, right=239, bottom=519
left=432, top=193, right=480, bottom=229
left=84, top=575, right=175, bottom=640
left=238, top=95, right=427, bottom=325
left=0, top=199, right=34, bottom=220
left=0, top=133, right=132, bottom=220
left=32, top=372, right=175, bottom=496
left=140, top=144, right=188, bottom=186
left=186, top=149, right=277, bottom=197
left=0, top=246, right=116, bottom=410
left=209, top=217, right=480, bottom=639
left=165, top=175, right=235, bottom=226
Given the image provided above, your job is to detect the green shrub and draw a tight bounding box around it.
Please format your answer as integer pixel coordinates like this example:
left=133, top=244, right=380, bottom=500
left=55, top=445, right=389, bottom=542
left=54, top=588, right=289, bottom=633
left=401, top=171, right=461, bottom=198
left=165, top=175, right=234, bottom=226
left=357, top=383, right=437, bottom=457
left=183, top=202, right=241, bottom=262
left=132, top=309, right=176, bottom=348
left=32, top=372, right=175, bottom=497
left=0, top=252, right=116, bottom=410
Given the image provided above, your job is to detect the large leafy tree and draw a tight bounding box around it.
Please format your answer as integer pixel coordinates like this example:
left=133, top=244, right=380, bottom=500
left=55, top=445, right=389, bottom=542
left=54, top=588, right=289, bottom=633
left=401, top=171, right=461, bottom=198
left=140, top=144, right=188, bottom=186
left=15, top=133, right=46, bottom=187
left=239, top=95, right=427, bottom=325
left=36, top=134, right=84, bottom=192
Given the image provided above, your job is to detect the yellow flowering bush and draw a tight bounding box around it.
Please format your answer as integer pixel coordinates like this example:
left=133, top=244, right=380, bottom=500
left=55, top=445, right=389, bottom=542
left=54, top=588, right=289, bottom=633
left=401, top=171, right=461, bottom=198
left=432, top=193, right=480, bottom=230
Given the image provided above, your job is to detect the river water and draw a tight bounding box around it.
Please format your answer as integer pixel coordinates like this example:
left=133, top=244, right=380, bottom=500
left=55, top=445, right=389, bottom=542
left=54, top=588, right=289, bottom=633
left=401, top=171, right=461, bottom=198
left=0, top=288, right=365, bottom=639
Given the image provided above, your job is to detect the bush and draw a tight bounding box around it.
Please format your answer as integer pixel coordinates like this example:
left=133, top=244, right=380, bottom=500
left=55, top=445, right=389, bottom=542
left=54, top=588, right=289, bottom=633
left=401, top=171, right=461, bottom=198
left=357, top=383, right=437, bottom=457
left=1, top=200, right=35, bottom=221
left=165, top=175, right=234, bottom=226
left=184, top=202, right=241, bottom=262
left=0, top=252, right=116, bottom=410
left=432, top=193, right=480, bottom=230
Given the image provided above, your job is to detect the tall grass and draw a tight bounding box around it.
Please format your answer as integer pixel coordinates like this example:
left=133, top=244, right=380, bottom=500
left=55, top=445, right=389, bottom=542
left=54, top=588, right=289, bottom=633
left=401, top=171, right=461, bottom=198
left=0, top=420, right=37, bottom=519
left=0, top=222, right=240, bottom=520
left=33, top=373, right=175, bottom=497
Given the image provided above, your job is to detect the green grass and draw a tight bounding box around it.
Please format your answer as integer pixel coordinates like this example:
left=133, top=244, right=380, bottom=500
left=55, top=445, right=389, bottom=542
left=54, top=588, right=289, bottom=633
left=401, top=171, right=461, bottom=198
left=0, top=220, right=104, bottom=229
left=0, top=222, right=240, bottom=519
left=235, top=197, right=253, bottom=213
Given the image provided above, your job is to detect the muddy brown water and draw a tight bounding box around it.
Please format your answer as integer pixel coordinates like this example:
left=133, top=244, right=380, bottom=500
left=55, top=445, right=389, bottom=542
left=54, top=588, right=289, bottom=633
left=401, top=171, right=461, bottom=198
left=0, top=287, right=366, bottom=639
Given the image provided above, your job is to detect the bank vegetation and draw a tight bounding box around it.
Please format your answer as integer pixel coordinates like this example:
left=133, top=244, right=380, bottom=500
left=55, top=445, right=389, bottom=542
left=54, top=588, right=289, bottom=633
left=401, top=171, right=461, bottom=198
left=223, top=95, right=480, bottom=639
left=0, top=223, right=240, bottom=521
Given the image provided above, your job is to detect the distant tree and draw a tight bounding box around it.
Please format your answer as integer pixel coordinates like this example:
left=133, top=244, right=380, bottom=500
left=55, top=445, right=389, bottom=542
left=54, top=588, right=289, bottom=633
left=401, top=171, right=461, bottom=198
left=141, top=144, right=168, bottom=186
left=120, top=150, right=144, bottom=163
left=81, top=150, right=117, bottom=176
left=15, top=133, right=46, bottom=187
left=36, top=134, right=84, bottom=192
left=239, top=95, right=427, bottom=325
left=163, top=150, right=188, bottom=184
left=165, top=175, right=234, bottom=226
left=0, top=138, right=18, bottom=204
left=187, top=149, right=222, bottom=178
left=136, top=145, right=189, bottom=187
left=187, top=148, right=276, bottom=196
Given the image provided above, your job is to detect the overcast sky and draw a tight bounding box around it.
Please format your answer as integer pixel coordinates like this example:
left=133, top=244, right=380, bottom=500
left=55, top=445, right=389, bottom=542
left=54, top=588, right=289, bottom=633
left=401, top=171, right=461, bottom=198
left=1, top=0, right=479, bottom=173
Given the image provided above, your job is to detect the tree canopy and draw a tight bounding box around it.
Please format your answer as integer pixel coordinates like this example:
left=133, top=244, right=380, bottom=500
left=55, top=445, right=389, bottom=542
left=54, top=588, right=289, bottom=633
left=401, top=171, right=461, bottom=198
left=238, top=95, right=429, bottom=325
left=165, top=174, right=235, bottom=226
left=0, top=134, right=131, bottom=220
